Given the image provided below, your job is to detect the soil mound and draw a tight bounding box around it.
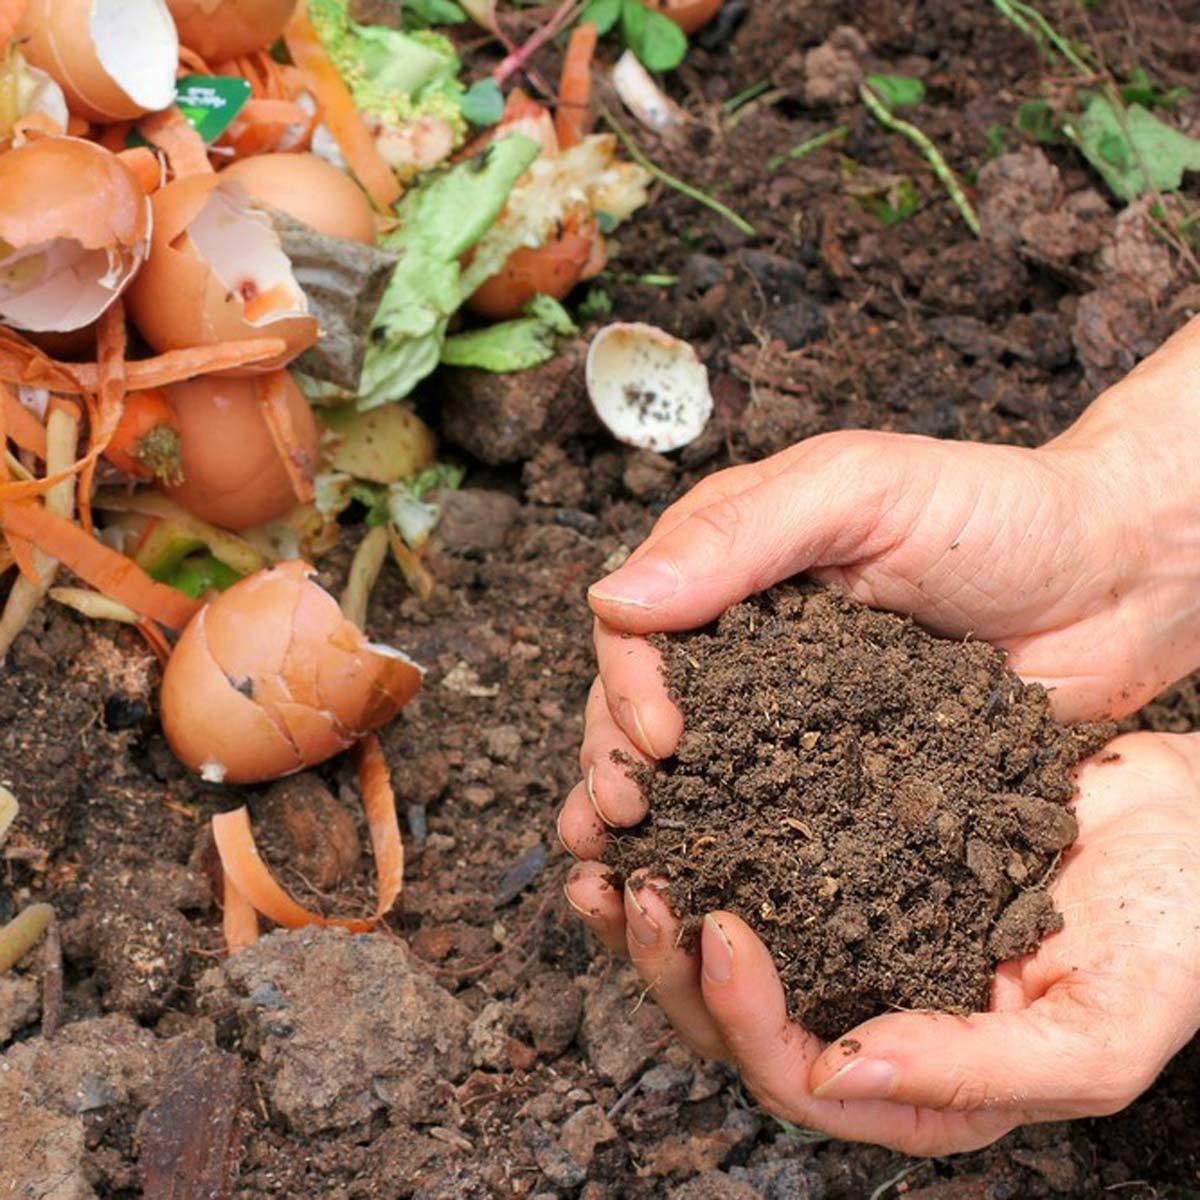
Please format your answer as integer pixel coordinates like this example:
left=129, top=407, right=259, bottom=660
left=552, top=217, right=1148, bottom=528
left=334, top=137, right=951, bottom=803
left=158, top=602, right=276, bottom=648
left=607, top=585, right=1113, bottom=1039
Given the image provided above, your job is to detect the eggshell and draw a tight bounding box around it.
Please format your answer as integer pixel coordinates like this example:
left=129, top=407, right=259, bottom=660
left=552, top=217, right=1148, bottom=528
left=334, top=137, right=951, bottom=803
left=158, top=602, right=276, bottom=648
left=126, top=175, right=317, bottom=373
left=165, top=0, right=298, bottom=62
left=18, top=0, right=178, bottom=123
left=162, top=372, right=318, bottom=531
left=647, top=0, right=723, bottom=34
left=161, top=561, right=423, bottom=785
left=219, top=154, right=376, bottom=245
left=0, top=137, right=150, bottom=332
left=586, top=322, right=713, bottom=452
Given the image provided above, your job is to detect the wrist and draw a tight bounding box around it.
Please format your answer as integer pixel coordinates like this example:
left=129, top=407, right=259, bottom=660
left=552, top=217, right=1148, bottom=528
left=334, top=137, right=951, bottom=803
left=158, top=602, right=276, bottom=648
left=1041, top=316, right=1200, bottom=704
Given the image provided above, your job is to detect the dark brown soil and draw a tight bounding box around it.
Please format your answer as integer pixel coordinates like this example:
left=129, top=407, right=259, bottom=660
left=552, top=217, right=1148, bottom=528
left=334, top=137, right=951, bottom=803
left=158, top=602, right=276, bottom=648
left=3, top=1, right=1200, bottom=1197
left=607, top=585, right=1113, bottom=1039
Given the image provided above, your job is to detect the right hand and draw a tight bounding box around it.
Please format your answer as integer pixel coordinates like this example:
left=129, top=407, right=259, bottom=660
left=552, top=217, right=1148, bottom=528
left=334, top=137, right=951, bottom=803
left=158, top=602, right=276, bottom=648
left=559, top=315, right=1200, bottom=970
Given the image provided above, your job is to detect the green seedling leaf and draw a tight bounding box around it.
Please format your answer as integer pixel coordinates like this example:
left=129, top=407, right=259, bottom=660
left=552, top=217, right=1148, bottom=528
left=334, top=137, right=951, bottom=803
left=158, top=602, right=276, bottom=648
left=622, top=1, right=688, bottom=72
left=984, top=123, right=1007, bottom=159
left=854, top=176, right=920, bottom=226
left=461, top=77, right=504, bottom=126
left=579, top=0, right=622, bottom=34
left=1120, top=67, right=1188, bottom=110
left=1065, top=92, right=1200, bottom=201
left=400, top=0, right=468, bottom=26
left=1015, top=98, right=1064, bottom=144
left=864, top=73, right=925, bottom=110
left=577, top=286, right=613, bottom=320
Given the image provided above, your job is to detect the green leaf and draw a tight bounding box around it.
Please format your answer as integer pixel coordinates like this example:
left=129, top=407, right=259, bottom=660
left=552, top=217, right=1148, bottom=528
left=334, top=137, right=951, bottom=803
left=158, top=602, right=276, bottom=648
left=579, top=0, right=622, bottom=35
left=460, top=77, right=504, bottom=126
left=864, top=73, right=925, bottom=110
left=855, top=176, right=920, bottom=226
left=441, top=294, right=577, bottom=372
left=622, top=1, right=687, bottom=72
left=577, top=286, right=613, bottom=320
left=163, top=553, right=242, bottom=599
left=1015, top=98, right=1064, bottom=144
left=400, top=0, right=468, bottom=27
left=1065, top=92, right=1200, bottom=201
left=1120, top=67, right=1188, bottom=110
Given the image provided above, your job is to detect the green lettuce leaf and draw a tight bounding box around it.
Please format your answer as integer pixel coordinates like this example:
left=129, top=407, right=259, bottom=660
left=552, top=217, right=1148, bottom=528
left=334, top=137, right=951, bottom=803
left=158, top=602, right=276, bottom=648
left=440, top=295, right=578, bottom=372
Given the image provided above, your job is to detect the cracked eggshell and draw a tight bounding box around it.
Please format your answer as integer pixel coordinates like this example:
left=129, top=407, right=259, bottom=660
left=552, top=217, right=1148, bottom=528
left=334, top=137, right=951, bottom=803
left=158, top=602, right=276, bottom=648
left=161, top=561, right=423, bottom=785
left=126, top=175, right=318, bottom=374
left=18, top=0, right=179, bottom=123
left=586, top=322, right=712, bottom=452
left=165, top=0, right=298, bottom=63
left=161, top=372, right=318, bottom=531
left=0, top=137, right=150, bottom=333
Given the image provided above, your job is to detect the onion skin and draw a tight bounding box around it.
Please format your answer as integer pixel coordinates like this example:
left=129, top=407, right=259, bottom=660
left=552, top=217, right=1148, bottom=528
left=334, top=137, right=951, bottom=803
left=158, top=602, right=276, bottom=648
left=219, top=154, right=376, bottom=245
left=166, top=0, right=298, bottom=62
left=647, top=0, right=723, bottom=34
left=161, top=561, right=422, bottom=785
left=162, top=372, right=318, bottom=531
left=467, top=219, right=600, bottom=321
left=125, top=174, right=317, bottom=374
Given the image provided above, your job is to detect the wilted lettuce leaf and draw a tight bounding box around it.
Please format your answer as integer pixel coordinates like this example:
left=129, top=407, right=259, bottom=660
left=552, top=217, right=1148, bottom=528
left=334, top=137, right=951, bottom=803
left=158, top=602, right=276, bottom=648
left=440, top=294, right=578, bottom=371
left=358, top=134, right=540, bottom=409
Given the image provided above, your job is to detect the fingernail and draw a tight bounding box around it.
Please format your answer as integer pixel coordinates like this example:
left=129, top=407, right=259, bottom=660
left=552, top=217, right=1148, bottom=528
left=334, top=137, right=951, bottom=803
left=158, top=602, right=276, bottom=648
left=618, top=698, right=657, bottom=758
left=589, top=558, right=681, bottom=609
left=812, top=1058, right=898, bottom=1101
left=585, top=765, right=613, bottom=827
left=702, top=914, right=733, bottom=983
left=556, top=810, right=581, bottom=860
left=625, top=883, right=660, bottom=947
left=563, top=882, right=594, bottom=918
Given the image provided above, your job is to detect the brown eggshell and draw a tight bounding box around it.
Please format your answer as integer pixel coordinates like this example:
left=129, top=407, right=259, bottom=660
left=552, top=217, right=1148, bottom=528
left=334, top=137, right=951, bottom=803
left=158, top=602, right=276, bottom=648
left=166, top=0, right=298, bottom=63
left=0, top=138, right=151, bottom=332
left=161, top=603, right=303, bottom=783
left=161, top=372, right=318, bottom=531
left=18, top=0, right=179, bottom=123
left=219, top=154, right=376, bottom=245
left=467, top=221, right=599, bottom=321
left=125, top=174, right=318, bottom=374
left=647, top=0, right=723, bottom=34
left=0, top=137, right=149, bottom=254
left=160, top=561, right=424, bottom=785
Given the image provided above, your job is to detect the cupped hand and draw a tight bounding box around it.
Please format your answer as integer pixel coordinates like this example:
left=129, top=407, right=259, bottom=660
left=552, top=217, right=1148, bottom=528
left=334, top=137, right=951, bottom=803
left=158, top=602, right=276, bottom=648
left=565, top=733, right=1200, bottom=1155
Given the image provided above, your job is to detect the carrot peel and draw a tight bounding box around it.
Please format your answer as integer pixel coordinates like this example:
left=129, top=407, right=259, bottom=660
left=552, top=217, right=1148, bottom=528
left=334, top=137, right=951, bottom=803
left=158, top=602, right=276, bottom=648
left=556, top=22, right=598, bottom=150
left=358, top=734, right=404, bottom=920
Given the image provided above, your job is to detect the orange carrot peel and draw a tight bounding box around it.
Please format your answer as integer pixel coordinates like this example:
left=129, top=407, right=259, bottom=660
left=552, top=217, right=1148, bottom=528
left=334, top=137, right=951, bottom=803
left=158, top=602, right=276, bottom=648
left=283, top=2, right=401, bottom=210
left=555, top=22, right=597, bottom=151
left=257, top=371, right=315, bottom=506
left=213, top=734, right=405, bottom=951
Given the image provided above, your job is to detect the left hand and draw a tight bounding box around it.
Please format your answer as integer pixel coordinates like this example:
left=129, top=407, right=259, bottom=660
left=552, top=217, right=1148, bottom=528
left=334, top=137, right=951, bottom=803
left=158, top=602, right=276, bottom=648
left=565, top=732, right=1200, bottom=1155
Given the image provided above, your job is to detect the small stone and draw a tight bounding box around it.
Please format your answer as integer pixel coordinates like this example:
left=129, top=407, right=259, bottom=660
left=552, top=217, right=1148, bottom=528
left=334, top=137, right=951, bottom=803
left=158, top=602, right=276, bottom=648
left=513, top=972, right=583, bottom=1059
left=622, top=449, right=675, bottom=500
left=523, top=1120, right=587, bottom=1189
left=469, top=1001, right=513, bottom=1071
left=560, top=1103, right=617, bottom=1167
left=462, top=785, right=496, bottom=811
left=484, top=725, right=523, bottom=764
left=803, top=26, right=867, bottom=106
left=433, top=489, right=521, bottom=555
left=0, top=973, right=39, bottom=1043
left=580, top=967, right=669, bottom=1087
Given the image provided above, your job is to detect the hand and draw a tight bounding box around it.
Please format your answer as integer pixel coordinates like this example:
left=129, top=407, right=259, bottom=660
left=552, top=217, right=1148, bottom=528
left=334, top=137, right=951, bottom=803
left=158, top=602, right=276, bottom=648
left=558, top=316, right=1200, bottom=873
left=566, top=733, right=1200, bottom=1155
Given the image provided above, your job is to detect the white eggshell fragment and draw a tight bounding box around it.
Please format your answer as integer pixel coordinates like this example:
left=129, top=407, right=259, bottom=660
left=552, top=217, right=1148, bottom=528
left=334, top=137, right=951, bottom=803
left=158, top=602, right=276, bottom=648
left=586, top=322, right=713, bottom=452
left=612, top=50, right=686, bottom=133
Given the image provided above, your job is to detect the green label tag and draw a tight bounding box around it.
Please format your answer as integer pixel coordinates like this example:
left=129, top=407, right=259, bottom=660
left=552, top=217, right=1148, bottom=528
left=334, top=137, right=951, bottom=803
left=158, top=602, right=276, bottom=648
left=126, top=75, right=252, bottom=148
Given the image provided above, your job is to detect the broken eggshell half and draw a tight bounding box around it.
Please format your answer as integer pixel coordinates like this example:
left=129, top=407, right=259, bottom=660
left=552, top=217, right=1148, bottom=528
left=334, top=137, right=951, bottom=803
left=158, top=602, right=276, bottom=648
left=18, top=0, right=179, bottom=124
left=0, top=137, right=151, bottom=333
left=165, top=0, right=298, bottom=65
left=126, top=176, right=318, bottom=374
left=586, top=322, right=713, bottom=452
left=161, top=561, right=423, bottom=785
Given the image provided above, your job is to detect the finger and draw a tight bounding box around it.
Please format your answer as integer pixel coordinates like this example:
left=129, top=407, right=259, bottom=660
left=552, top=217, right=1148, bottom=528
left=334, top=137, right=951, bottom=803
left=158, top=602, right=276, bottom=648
left=565, top=860, right=627, bottom=955
left=581, top=676, right=654, bottom=827
left=698, top=912, right=1013, bottom=1154
left=558, top=780, right=609, bottom=860
left=624, top=875, right=729, bottom=1060
left=594, top=623, right=682, bottom=760
left=588, top=433, right=904, bottom=633
left=806, top=992, right=1147, bottom=1120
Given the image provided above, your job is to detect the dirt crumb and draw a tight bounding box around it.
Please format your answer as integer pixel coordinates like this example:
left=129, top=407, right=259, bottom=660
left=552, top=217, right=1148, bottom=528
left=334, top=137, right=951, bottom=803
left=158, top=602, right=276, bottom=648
left=607, top=584, right=1112, bottom=1039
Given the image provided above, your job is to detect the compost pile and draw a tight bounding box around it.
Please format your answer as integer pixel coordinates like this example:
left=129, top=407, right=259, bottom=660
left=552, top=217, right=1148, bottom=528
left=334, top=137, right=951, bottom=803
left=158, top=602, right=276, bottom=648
left=608, top=584, right=1115, bottom=1039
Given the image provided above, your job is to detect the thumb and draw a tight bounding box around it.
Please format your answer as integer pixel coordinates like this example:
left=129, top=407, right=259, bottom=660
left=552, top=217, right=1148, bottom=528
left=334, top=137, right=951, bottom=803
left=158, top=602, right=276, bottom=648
left=808, top=995, right=1144, bottom=1119
left=588, top=433, right=911, bottom=633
